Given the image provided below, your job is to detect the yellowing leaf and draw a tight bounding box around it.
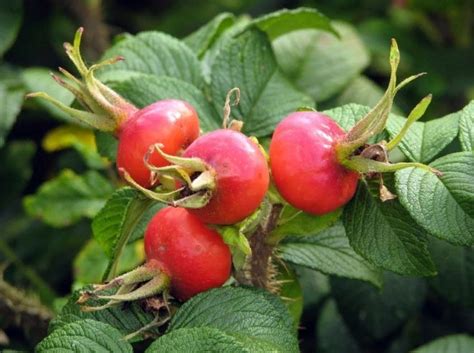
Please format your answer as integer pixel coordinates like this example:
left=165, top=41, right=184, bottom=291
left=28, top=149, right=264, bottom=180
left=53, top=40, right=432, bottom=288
left=42, top=125, right=108, bottom=168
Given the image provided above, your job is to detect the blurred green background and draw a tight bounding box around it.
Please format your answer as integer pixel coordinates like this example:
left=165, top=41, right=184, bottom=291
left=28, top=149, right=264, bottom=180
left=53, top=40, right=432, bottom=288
left=0, top=0, right=472, bottom=351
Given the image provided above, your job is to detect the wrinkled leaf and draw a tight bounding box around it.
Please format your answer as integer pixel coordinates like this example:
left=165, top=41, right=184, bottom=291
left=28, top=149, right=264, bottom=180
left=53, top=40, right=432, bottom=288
left=343, top=181, right=436, bottom=276
left=273, top=22, right=369, bottom=102
left=280, top=223, right=383, bottom=287
left=155, top=287, right=299, bottom=353
left=250, top=7, right=336, bottom=40
left=37, top=319, right=133, bottom=352
left=459, top=100, right=474, bottom=151
left=101, top=31, right=203, bottom=87
left=24, top=170, right=113, bottom=227
left=49, top=289, right=158, bottom=342
left=386, top=111, right=460, bottom=163
left=395, top=152, right=474, bottom=245
left=92, top=188, right=156, bottom=279
left=210, top=29, right=314, bottom=137
left=184, top=13, right=235, bottom=58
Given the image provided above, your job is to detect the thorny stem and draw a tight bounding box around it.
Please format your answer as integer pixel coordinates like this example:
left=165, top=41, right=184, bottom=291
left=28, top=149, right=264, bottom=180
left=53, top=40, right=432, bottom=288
left=240, top=204, right=283, bottom=290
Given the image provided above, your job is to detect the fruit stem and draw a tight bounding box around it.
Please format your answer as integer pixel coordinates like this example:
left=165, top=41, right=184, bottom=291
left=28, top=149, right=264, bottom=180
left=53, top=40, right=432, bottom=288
left=341, top=155, right=441, bottom=176
left=385, top=94, right=432, bottom=151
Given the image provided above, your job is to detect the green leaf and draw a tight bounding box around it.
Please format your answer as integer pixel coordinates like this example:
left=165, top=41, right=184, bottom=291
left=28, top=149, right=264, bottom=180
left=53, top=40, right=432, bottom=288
left=210, top=29, right=314, bottom=137
left=0, top=83, right=24, bottom=148
left=395, top=152, right=474, bottom=245
left=24, top=170, right=113, bottom=227
left=37, top=319, right=133, bottom=352
left=279, top=223, right=383, bottom=287
left=101, top=31, right=203, bottom=87
left=49, top=289, right=158, bottom=342
left=218, top=226, right=251, bottom=269
left=0, top=1, right=22, bottom=57
left=92, top=188, right=156, bottom=279
left=73, top=239, right=144, bottom=287
left=95, top=130, right=118, bottom=162
left=147, top=327, right=277, bottom=353
left=22, top=67, right=75, bottom=122
left=184, top=13, right=236, bottom=58
left=277, top=264, right=303, bottom=331
left=0, top=140, right=35, bottom=208
left=273, top=22, right=369, bottom=102
left=323, top=103, right=370, bottom=131
left=412, top=334, right=474, bottom=353
left=343, top=181, right=436, bottom=276
left=317, top=299, right=362, bottom=353
left=330, top=272, right=427, bottom=341
left=459, top=100, right=474, bottom=151
left=159, top=287, right=299, bottom=353
left=250, top=7, right=336, bottom=40
left=429, top=238, right=474, bottom=308
left=109, top=73, right=220, bottom=132
left=386, top=111, right=460, bottom=163
left=271, top=205, right=341, bottom=239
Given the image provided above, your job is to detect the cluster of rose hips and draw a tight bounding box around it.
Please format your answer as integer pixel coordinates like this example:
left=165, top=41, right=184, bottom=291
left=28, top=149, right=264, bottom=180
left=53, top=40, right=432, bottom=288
left=29, top=28, right=435, bottom=308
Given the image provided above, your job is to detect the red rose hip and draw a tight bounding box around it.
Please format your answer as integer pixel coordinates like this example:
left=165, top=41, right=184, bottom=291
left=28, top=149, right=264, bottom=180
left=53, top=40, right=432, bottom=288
left=116, top=100, right=200, bottom=188
left=270, top=111, right=359, bottom=215
left=183, top=129, right=269, bottom=225
left=145, top=207, right=231, bottom=300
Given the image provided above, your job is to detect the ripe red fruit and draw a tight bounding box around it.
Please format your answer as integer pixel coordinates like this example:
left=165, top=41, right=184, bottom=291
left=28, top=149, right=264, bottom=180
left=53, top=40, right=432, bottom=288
left=270, top=112, right=359, bottom=215
left=116, top=100, right=200, bottom=188
left=145, top=207, right=231, bottom=301
left=182, top=129, right=269, bottom=225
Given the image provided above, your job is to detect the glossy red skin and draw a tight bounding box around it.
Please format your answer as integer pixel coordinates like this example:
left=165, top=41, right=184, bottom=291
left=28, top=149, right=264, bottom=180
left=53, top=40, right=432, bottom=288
left=144, top=207, right=231, bottom=301
left=116, top=99, right=200, bottom=188
left=183, top=129, right=269, bottom=225
left=270, top=112, right=359, bottom=215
